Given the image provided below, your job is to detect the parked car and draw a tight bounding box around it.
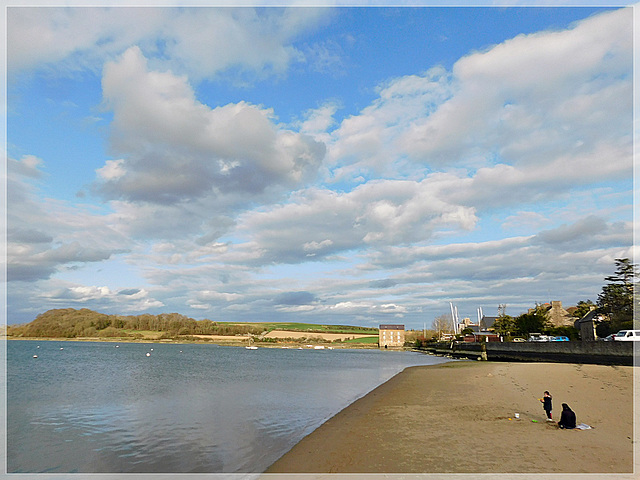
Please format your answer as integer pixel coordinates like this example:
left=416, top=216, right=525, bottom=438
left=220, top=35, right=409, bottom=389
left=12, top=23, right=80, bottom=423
left=551, top=336, right=569, bottom=342
left=612, top=330, right=640, bottom=341
left=601, top=334, right=616, bottom=341
left=512, top=337, right=526, bottom=342
left=528, top=333, right=551, bottom=342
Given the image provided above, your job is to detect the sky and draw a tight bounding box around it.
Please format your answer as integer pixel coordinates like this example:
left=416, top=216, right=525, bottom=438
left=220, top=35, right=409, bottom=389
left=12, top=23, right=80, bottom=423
left=3, top=3, right=636, bottom=329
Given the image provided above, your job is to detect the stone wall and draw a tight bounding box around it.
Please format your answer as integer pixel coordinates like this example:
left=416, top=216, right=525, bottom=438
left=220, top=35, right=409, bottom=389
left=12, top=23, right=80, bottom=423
left=422, top=341, right=636, bottom=366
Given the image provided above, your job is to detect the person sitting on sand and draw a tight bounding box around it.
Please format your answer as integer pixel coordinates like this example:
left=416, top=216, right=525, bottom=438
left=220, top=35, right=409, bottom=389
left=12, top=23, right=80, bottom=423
left=557, top=403, right=577, bottom=429
left=540, top=391, right=553, bottom=421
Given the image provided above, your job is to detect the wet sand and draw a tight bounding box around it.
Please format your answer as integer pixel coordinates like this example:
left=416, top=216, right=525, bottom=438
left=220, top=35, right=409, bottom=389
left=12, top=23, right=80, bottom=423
left=263, top=361, right=637, bottom=479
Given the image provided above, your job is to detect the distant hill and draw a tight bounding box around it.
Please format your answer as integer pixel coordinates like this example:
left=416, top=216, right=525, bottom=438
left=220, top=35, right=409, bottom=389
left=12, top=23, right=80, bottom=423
left=6, top=308, right=378, bottom=340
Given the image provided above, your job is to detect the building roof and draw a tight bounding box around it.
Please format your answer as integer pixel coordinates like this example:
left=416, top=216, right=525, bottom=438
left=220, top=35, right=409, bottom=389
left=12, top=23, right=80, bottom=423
left=379, top=324, right=405, bottom=330
left=480, top=316, right=498, bottom=329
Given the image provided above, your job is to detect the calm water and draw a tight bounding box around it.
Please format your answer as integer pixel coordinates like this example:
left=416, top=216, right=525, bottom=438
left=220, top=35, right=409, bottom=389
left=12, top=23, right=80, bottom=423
left=7, top=340, right=448, bottom=474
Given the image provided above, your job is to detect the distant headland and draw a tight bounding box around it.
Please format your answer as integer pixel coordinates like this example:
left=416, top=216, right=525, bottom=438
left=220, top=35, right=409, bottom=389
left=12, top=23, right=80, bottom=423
left=5, top=308, right=380, bottom=348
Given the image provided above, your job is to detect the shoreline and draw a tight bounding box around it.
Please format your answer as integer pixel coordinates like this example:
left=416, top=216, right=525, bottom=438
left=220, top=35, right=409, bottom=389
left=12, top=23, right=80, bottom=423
left=3, top=336, right=379, bottom=349
left=263, top=361, right=637, bottom=478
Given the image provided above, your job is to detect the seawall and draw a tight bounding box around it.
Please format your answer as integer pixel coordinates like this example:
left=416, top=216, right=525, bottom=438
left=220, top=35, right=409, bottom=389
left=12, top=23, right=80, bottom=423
left=420, top=341, right=637, bottom=366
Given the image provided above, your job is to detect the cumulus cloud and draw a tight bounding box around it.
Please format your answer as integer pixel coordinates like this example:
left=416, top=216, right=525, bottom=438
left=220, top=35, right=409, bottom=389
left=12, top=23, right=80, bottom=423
left=326, top=7, right=631, bottom=201
left=534, top=215, right=608, bottom=245
left=8, top=239, right=124, bottom=283
left=7, top=155, right=130, bottom=282
left=9, top=155, right=45, bottom=178
left=97, top=47, right=325, bottom=207
left=328, top=66, right=453, bottom=179
left=8, top=7, right=330, bottom=79
left=6, top=7, right=633, bottom=326
left=40, top=284, right=164, bottom=310
left=238, top=178, right=477, bottom=263
left=400, top=8, right=631, bottom=168
left=233, top=178, right=478, bottom=265
left=161, top=7, right=327, bottom=81
left=8, top=7, right=162, bottom=73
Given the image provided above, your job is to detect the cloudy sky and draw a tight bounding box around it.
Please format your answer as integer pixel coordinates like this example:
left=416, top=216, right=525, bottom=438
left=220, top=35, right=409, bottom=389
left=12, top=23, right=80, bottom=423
left=4, top=3, right=635, bottom=328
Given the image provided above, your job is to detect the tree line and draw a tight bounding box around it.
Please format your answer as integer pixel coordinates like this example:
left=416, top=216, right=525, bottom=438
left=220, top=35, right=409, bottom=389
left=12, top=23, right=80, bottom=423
left=7, top=308, right=266, bottom=339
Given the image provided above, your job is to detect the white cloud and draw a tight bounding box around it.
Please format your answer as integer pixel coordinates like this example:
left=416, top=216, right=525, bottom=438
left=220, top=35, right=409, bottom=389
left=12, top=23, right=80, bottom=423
left=8, top=7, right=330, bottom=79
left=7, top=156, right=131, bottom=282
left=39, top=284, right=164, bottom=310
left=303, top=239, right=334, bottom=253
left=97, top=47, right=326, bottom=206
left=6, top=7, right=633, bottom=328
left=402, top=8, right=631, bottom=168
left=96, top=159, right=126, bottom=180
left=9, top=155, right=44, bottom=179
left=188, top=302, right=212, bottom=310
left=328, top=66, right=452, bottom=178
left=534, top=216, right=608, bottom=245
left=299, top=102, right=340, bottom=138
left=325, top=7, right=631, bottom=197
left=235, top=178, right=478, bottom=265
left=197, top=291, right=242, bottom=302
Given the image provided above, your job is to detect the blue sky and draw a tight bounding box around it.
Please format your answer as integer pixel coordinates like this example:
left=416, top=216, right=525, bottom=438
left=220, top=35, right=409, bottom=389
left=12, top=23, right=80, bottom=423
left=4, top=3, right=635, bottom=328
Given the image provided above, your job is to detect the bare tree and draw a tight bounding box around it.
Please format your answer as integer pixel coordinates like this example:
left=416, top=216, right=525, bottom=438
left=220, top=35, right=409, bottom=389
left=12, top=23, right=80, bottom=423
left=432, top=314, right=453, bottom=339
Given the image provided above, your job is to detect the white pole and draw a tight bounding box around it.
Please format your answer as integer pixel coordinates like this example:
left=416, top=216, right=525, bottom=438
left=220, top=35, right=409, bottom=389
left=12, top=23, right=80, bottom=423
left=449, top=302, right=456, bottom=334
left=454, top=306, right=459, bottom=334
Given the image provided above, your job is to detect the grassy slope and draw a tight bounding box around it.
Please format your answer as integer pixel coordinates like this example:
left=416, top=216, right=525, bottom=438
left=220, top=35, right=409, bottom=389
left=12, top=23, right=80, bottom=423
left=342, top=336, right=379, bottom=344
left=219, top=322, right=378, bottom=334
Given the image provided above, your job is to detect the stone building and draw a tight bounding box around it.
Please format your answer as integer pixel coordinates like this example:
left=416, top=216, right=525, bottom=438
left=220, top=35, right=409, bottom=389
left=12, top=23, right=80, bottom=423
left=547, top=301, right=574, bottom=327
left=529, top=301, right=574, bottom=327
left=574, top=309, right=601, bottom=341
left=379, top=324, right=405, bottom=349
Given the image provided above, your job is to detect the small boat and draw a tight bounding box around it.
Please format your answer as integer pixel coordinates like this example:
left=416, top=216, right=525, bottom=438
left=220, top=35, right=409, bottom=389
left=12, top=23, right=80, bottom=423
left=33, top=355, right=38, bottom=358
left=246, top=336, right=258, bottom=350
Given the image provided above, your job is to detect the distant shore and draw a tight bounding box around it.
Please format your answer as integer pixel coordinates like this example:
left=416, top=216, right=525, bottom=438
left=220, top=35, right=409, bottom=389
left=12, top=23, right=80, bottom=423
left=264, top=361, right=636, bottom=477
left=3, top=336, right=379, bottom=349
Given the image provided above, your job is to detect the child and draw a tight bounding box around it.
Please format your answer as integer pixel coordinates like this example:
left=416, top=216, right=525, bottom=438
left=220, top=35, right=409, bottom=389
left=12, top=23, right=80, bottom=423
left=540, top=391, right=553, bottom=421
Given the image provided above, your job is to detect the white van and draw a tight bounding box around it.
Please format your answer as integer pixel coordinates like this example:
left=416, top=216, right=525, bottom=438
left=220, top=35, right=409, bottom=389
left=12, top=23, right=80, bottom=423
left=612, top=330, right=640, bottom=341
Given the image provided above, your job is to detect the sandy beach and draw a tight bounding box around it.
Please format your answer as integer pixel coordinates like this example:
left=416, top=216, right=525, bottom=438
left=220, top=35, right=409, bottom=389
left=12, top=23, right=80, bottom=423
left=264, top=361, right=636, bottom=479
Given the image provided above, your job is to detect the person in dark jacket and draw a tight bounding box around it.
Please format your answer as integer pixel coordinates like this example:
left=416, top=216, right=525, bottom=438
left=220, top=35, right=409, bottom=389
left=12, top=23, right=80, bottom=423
left=540, top=391, right=553, bottom=421
left=558, top=403, right=577, bottom=429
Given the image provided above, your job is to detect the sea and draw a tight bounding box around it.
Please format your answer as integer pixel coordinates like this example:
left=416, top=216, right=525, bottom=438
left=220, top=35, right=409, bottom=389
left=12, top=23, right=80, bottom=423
left=6, top=340, right=450, bottom=478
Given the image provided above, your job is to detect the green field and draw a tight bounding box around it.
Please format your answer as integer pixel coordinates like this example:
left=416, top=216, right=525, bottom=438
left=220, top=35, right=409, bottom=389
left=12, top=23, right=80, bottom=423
left=7, top=308, right=380, bottom=341
left=342, top=336, right=379, bottom=344
left=219, top=322, right=378, bottom=335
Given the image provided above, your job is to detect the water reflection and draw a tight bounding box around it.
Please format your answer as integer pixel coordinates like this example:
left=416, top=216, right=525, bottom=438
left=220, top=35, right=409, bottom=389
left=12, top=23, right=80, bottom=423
left=8, top=341, right=448, bottom=473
